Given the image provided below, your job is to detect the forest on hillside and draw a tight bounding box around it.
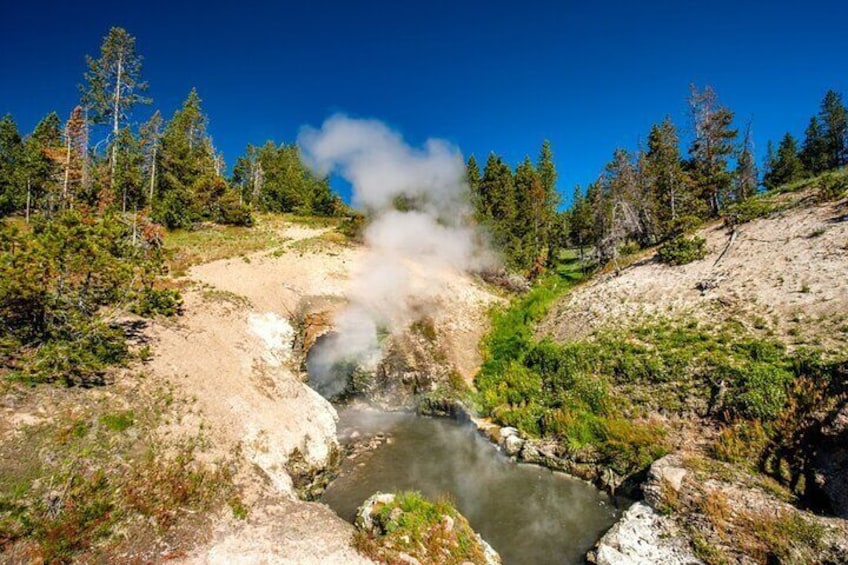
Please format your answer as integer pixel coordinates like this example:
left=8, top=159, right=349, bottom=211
left=1, top=26, right=847, bottom=387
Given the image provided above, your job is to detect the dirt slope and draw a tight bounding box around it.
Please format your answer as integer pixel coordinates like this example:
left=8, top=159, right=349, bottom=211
left=142, top=220, right=499, bottom=563
left=541, top=196, right=848, bottom=350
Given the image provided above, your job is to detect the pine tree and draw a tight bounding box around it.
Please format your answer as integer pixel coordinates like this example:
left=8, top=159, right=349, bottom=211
left=112, top=127, right=145, bottom=212
left=800, top=116, right=828, bottom=175
left=567, top=185, right=593, bottom=266
left=28, top=113, right=65, bottom=215
left=139, top=110, right=163, bottom=205
left=81, top=27, right=151, bottom=185
left=535, top=140, right=560, bottom=265
left=232, top=144, right=260, bottom=205
left=62, top=106, right=87, bottom=208
left=158, top=89, right=214, bottom=192
left=595, top=149, right=643, bottom=266
left=154, top=89, right=215, bottom=227
left=644, top=117, right=690, bottom=238
left=819, top=90, right=848, bottom=169
left=31, top=112, right=63, bottom=147
left=479, top=153, right=520, bottom=267
left=763, top=133, right=805, bottom=190
left=735, top=123, right=758, bottom=201
left=688, top=85, right=738, bottom=215
left=466, top=154, right=481, bottom=195
left=0, top=115, right=24, bottom=215
left=514, top=156, right=542, bottom=269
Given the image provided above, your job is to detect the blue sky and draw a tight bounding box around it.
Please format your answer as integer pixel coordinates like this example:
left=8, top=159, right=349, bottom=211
left=2, top=0, right=847, bottom=206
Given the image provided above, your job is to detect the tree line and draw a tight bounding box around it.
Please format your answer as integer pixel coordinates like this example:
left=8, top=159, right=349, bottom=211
left=563, top=86, right=847, bottom=268
left=0, top=27, right=341, bottom=229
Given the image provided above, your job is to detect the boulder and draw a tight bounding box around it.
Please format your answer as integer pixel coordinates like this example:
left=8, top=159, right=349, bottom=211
left=589, top=502, right=702, bottom=565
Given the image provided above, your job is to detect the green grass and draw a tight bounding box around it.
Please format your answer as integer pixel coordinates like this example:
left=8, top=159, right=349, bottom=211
left=0, top=384, right=234, bottom=562
left=475, top=261, right=847, bottom=478
left=162, top=213, right=348, bottom=275
left=354, top=491, right=487, bottom=565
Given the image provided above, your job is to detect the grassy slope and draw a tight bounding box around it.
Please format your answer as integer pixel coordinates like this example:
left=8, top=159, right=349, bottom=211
left=473, top=171, right=848, bottom=563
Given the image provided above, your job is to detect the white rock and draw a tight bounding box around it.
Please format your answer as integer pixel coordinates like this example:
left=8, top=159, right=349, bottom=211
left=593, top=502, right=702, bottom=565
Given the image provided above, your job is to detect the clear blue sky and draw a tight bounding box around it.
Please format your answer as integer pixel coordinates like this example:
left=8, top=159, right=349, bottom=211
left=2, top=0, right=847, bottom=206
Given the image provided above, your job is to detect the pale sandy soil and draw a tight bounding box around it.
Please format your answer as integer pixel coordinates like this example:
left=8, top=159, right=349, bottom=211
left=541, top=197, right=848, bottom=350
left=142, top=220, right=499, bottom=563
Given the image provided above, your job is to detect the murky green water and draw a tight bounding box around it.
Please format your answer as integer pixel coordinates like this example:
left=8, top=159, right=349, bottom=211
left=321, top=407, right=622, bottom=565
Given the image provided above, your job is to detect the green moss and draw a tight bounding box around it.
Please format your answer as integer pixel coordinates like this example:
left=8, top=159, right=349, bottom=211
left=99, top=410, right=135, bottom=432
left=355, top=491, right=487, bottom=565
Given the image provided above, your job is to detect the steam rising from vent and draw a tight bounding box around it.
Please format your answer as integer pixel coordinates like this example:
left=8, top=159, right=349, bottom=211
left=298, top=115, right=493, bottom=396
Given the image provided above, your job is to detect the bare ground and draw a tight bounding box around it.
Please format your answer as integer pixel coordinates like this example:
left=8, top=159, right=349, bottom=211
left=540, top=196, right=848, bottom=351
left=142, top=220, right=499, bottom=563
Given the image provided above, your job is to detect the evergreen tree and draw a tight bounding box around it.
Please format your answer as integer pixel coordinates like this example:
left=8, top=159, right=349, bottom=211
left=819, top=89, right=848, bottom=169
left=688, top=85, right=738, bottom=215
left=61, top=106, right=88, bottom=209
left=513, top=156, right=542, bottom=268
left=466, top=154, right=481, bottom=196
left=644, top=117, right=690, bottom=238
left=112, top=127, right=145, bottom=212
left=28, top=113, right=64, bottom=215
left=155, top=89, right=216, bottom=227
left=567, top=184, right=593, bottom=266
left=232, top=144, right=260, bottom=205
left=595, top=149, right=643, bottom=265
left=0, top=115, right=24, bottom=215
left=80, top=27, right=151, bottom=184
left=763, top=133, right=805, bottom=190
left=800, top=116, right=828, bottom=175
left=31, top=112, right=63, bottom=147
left=735, top=123, right=758, bottom=201
left=139, top=110, right=163, bottom=205
left=478, top=153, right=520, bottom=267
left=535, top=140, right=560, bottom=265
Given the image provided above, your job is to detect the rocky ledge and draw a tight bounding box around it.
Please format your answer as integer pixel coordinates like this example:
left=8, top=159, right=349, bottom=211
left=354, top=492, right=502, bottom=565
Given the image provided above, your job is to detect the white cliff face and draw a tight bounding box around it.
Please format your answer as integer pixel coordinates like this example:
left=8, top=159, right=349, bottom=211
left=150, top=295, right=341, bottom=497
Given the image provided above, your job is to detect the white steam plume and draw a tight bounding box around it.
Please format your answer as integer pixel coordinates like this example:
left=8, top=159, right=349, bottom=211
left=298, top=115, right=493, bottom=396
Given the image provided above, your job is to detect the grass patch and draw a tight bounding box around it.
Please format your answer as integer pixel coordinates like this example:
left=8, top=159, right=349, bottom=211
left=354, top=491, right=487, bottom=565
left=0, top=383, right=234, bottom=562
left=99, top=410, right=134, bottom=432
left=475, top=265, right=847, bottom=482
left=163, top=216, right=289, bottom=275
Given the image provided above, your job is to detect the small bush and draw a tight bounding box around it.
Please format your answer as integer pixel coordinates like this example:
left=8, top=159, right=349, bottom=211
left=710, top=421, right=769, bottom=464
left=723, top=198, right=785, bottom=224
left=724, top=362, right=794, bottom=420
left=657, top=235, right=707, bottom=266
left=818, top=171, right=848, bottom=201
left=216, top=191, right=254, bottom=226
left=131, top=287, right=183, bottom=317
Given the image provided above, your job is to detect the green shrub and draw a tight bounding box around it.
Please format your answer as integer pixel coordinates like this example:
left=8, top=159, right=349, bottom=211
left=0, top=210, right=178, bottom=384
left=723, top=198, right=785, bottom=224
left=724, top=362, right=794, bottom=420
left=818, top=171, right=848, bottom=200
left=710, top=421, right=769, bottom=465
left=657, top=235, right=707, bottom=266
left=216, top=191, right=254, bottom=226
left=131, top=287, right=183, bottom=317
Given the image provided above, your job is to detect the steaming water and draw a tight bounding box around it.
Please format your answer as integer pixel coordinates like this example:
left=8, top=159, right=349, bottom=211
left=322, top=407, right=623, bottom=565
